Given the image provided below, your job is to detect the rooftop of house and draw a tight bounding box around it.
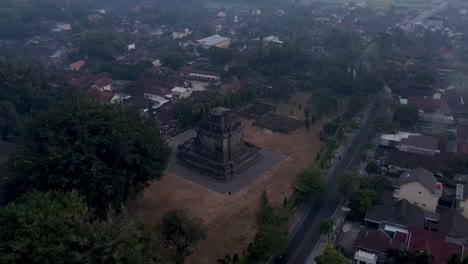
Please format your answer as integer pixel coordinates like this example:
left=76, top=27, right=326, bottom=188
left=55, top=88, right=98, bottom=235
left=90, top=72, right=112, bottom=82
left=400, top=135, right=440, bottom=151
left=365, top=199, right=426, bottom=229
left=93, top=78, right=113, bottom=88
left=457, top=119, right=468, bottom=142
left=354, top=230, right=406, bottom=255
left=398, top=167, right=437, bottom=192
left=86, top=88, right=116, bottom=104
left=143, top=85, right=170, bottom=97
left=408, top=96, right=448, bottom=113
left=197, top=34, right=230, bottom=46
left=70, top=60, right=86, bottom=70
left=438, top=209, right=468, bottom=240
left=408, top=226, right=463, bottom=264
left=179, top=67, right=220, bottom=77
left=211, top=107, right=231, bottom=116
left=387, top=149, right=445, bottom=173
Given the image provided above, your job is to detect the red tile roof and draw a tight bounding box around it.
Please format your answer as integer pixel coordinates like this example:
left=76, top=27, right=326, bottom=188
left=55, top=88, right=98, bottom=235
left=90, top=72, right=112, bottom=82
left=93, top=78, right=112, bottom=88
left=355, top=230, right=406, bottom=255
left=86, top=88, right=116, bottom=104
left=457, top=119, right=468, bottom=156
left=408, top=97, right=447, bottom=113
left=408, top=227, right=463, bottom=264
left=70, top=60, right=86, bottom=70
left=143, top=85, right=170, bottom=97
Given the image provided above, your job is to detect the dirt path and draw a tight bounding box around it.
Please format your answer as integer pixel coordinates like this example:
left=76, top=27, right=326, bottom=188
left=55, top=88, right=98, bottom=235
left=130, top=92, right=345, bottom=263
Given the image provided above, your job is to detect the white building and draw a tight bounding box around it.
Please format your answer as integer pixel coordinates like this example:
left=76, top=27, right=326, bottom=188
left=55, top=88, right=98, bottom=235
left=197, top=35, right=231, bottom=49
left=171, top=87, right=191, bottom=99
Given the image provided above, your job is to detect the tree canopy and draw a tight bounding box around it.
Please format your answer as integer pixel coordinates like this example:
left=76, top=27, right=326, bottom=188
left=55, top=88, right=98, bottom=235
left=293, top=165, right=325, bottom=204
left=315, top=244, right=348, bottom=264
left=337, top=171, right=360, bottom=200
left=80, top=30, right=123, bottom=60
left=6, top=100, right=171, bottom=215
left=393, top=105, right=419, bottom=129
left=0, top=191, right=155, bottom=264
left=159, top=209, right=206, bottom=263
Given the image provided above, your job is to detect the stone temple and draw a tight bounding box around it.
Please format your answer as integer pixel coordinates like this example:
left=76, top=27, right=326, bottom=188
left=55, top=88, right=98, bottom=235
left=177, top=107, right=262, bottom=182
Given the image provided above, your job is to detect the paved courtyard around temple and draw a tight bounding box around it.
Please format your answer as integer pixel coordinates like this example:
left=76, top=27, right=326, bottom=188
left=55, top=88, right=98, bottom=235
left=130, top=92, right=348, bottom=264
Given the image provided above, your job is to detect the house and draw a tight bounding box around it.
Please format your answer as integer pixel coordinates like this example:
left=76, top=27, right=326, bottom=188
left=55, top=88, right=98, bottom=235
left=91, top=78, right=113, bottom=92
left=51, top=22, right=71, bottom=32
left=263, top=36, right=283, bottom=47
left=69, top=60, right=86, bottom=71
left=353, top=226, right=465, bottom=264
left=127, top=44, right=136, bottom=51
left=438, top=209, right=468, bottom=242
left=398, top=134, right=440, bottom=156
left=353, top=230, right=406, bottom=263
left=407, top=226, right=464, bottom=264
left=220, top=77, right=241, bottom=94
left=172, top=28, right=192, bottom=39
left=197, top=35, right=231, bottom=49
left=386, top=149, right=448, bottom=174
left=364, top=199, right=436, bottom=232
left=179, top=67, right=221, bottom=82
left=408, top=96, right=448, bottom=114
left=86, top=88, right=119, bottom=104
left=171, top=86, right=191, bottom=99
left=456, top=119, right=468, bottom=156
left=393, top=167, right=442, bottom=213
left=143, top=85, right=170, bottom=109
left=380, top=133, right=440, bottom=156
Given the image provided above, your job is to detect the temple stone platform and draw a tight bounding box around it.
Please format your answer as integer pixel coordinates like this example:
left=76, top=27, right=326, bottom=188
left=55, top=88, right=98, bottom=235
left=169, top=108, right=285, bottom=193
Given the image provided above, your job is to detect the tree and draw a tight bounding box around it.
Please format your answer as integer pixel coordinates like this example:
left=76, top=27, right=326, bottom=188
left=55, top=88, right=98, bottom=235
left=349, top=190, right=379, bottom=219
left=163, top=51, right=185, bottom=70
left=414, top=70, right=434, bottom=85
left=337, top=171, right=360, bottom=200
left=293, top=165, right=325, bottom=204
left=311, top=88, right=338, bottom=116
left=319, top=218, right=334, bottom=239
left=386, top=247, right=433, bottom=264
left=0, top=101, right=19, bottom=141
left=447, top=252, right=468, bottom=264
left=207, top=46, right=233, bottom=66
left=315, top=244, right=347, bottom=264
left=80, top=30, right=123, bottom=60
left=305, top=118, right=311, bottom=129
left=0, top=191, right=155, bottom=264
left=393, top=105, right=419, bottom=129
left=160, top=209, right=206, bottom=263
left=311, top=114, right=317, bottom=125
left=373, top=116, right=397, bottom=133
left=6, top=100, right=171, bottom=215
left=365, top=160, right=380, bottom=174
left=321, top=67, right=352, bottom=95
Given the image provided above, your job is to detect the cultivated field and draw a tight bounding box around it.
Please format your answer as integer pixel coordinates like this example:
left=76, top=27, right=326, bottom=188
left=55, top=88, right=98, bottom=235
left=130, top=92, right=346, bottom=263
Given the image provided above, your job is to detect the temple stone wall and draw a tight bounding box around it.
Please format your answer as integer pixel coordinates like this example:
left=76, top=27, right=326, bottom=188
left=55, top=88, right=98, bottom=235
left=177, top=107, right=262, bottom=182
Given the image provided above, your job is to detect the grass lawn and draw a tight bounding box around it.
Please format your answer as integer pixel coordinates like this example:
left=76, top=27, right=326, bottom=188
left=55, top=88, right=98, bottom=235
left=368, top=0, right=394, bottom=10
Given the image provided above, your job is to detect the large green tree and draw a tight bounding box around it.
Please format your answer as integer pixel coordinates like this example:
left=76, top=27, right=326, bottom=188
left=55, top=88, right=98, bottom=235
left=6, top=100, right=171, bottom=214
left=293, top=165, right=325, bottom=204
left=315, top=244, right=347, bottom=264
left=337, top=171, right=360, bottom=200
left=80, top=30, right=123, bottom=60
left=160, top=209, right=206, bottom=263
left=0, top=191, right=155, bottom=264
left=393, top=105, right=419, bottom=129
left=311, top=88, right=338, bottom=116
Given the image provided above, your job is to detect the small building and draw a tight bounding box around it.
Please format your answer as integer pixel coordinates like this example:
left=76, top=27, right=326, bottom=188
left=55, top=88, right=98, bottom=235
left=179, top=67, right=221, bottom=82
left=171, top=86, right=190, bottom=99
left=143, top=85, right=171, bottom=108
left=197, top=35, right=231, bottom=49
left=262, top=36, right=283, bottom=47
left=394, top=167, right=442, bottom=213
left=91, top=78, right=113, bottom=92
left=69, top=60, right=86, bottom=71
left=172, top=28, right=192, bottom=39
left=127, top=44, right=136, bottom=51
left=51, top=22, right=71, bottom=32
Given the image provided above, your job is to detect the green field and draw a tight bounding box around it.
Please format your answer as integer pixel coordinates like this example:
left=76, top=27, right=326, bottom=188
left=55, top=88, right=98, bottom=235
left=368, top=0, right=394, bottom=10
left=206, top=0, right=256, bottom=8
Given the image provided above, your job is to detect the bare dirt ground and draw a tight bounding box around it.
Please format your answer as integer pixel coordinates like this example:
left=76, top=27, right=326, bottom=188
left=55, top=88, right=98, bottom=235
left=130, top=92, right=345, bottom=263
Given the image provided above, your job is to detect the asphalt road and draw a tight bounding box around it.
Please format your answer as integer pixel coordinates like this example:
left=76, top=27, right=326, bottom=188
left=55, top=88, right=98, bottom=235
left=280, top=97, right=382, bottom=264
